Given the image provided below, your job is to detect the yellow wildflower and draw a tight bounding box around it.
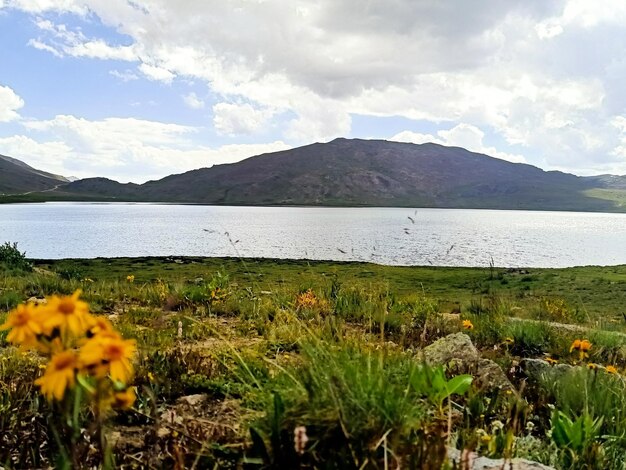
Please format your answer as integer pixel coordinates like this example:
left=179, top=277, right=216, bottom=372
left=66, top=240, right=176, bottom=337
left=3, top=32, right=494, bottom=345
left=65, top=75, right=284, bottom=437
left=606, top=365, right=618, bottom=375
left=126, top=275, right=135, bottom=283
left=43, top=290, right=92, bottom=337
left=80, top=333, right=136, bottom=383
left=580, top=340, right=592, bottom=352
left=86, top=316, right=115, bottom=338
left=462, top=319, right=474, bottom=330
left=545, top=357, right=559, bottom=365
left=35, top=351, right=78, bottom=401
left=113, top=387, right=136, bottom=409
left=587, top=363, right=598, bottom=370
left=0, top=303, right=43, bottom=348
left=504, top=337, right=514, bottom=345
left=295, top=289, right=317, bottom=309
left=570, top=339, right=582, bottom=352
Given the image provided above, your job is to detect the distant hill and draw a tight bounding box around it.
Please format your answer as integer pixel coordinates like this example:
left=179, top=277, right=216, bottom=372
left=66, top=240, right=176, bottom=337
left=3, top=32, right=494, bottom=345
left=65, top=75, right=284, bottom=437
left=3, top=139, right=626, bottom=212
left=0, top=154, right=68, bottom=195
left=53, top=138, right=625, bottom=212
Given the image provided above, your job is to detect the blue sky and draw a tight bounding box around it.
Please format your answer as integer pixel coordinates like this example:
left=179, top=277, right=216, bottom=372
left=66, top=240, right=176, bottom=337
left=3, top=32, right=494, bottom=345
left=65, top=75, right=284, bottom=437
left=0, top=1, right=625, bottom=182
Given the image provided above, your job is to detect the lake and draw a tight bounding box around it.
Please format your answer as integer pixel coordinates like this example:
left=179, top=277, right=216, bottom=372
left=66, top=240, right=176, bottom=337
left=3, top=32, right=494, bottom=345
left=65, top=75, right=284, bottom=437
left=0, top=202, right=624, bottom=267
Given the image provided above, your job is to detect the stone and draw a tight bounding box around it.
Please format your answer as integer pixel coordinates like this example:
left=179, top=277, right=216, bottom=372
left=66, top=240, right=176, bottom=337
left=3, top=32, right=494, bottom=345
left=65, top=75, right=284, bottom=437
left=448, top=448, right=555, bottom=470
left=176, top=394, right=208, bottom=407
left=421, top=332, right=479, bottom=365
left=421, top=333, right=514, bottom=391
left=519, top=358, right=573, bottom=385
left=27, top=296, right=47, bottom=305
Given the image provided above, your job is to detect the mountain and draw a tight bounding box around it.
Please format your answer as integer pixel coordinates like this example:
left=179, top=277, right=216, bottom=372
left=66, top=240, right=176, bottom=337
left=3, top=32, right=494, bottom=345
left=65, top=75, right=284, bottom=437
left=0, top=154, right=69, bottom=195
left=53, top=138, right=625, bottom=212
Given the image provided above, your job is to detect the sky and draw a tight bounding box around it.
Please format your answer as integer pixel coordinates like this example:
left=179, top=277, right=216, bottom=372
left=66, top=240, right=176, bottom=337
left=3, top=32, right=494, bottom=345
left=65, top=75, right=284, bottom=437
left=0, top=1, right=625, bottom=183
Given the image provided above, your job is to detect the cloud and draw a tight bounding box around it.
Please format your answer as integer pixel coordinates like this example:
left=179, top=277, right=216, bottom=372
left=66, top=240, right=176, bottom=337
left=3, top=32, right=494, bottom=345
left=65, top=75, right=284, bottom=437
left=0, top=85, right=24, bottom=122
left=109, top=69, right=139, bottom=82
left=392, top=123, right=527, bottom=164
left=6, top=0, right=626, bottom=174
left=212, top=102, right=275, bottom=136
left=138, top=63, right=175, bottom=83
left=182, top=92, right=204, bottom=110
left=13, top=114, right=290, bottom=182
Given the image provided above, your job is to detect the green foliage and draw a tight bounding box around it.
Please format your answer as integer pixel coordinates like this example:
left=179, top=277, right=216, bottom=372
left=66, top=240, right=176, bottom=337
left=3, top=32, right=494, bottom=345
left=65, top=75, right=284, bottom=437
left=410, top=364, right=472, bottom=413
left=0, top=241, right=32, bottom=272
left=551, top=410, right=605, bottom=469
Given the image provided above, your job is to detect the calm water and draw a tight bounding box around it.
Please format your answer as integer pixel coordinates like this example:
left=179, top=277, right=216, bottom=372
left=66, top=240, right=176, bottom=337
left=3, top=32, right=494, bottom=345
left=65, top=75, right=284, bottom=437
left=0, top=203, right=625, bottom=267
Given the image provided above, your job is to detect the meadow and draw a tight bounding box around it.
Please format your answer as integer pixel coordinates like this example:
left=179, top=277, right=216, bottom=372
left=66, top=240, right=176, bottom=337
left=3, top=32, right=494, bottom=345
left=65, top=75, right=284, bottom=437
left=1, top=244, right=626, bottom=469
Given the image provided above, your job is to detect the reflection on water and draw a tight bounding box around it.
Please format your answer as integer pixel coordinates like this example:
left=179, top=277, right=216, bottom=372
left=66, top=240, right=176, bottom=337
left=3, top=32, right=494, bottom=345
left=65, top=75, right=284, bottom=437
left=1, top=202, right=625, bottom=267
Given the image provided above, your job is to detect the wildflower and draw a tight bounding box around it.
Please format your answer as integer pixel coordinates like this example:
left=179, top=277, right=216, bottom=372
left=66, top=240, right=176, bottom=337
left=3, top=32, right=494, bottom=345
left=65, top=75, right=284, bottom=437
left=587, top=363, right=598, bottom=370
left=86, top=316, right=115, bottom=338
left=113, top=387, right=136, bottom=409
left=294, top=426, right=309, bottom=455
left=295, top=289, right=317, bottom=309
left=462, top=319, right=474, bottom=330
left=147, top=372, right=155, bottom=382
left=0, top=303, right=43, bottom=348
left=43, top=290, right=91, bottom=337
left=35, top=351, right=78, bottom=401
left=126, top=275, right=135, bottom=283
left=606, top=365, right=618, bottom=375
left=545, top=357, right=559, bottom=365
left=569, top=339, right=582, bottom=352
left=480, top=434, right=492, bottom=443
left=580, top=340, right=592, bottom=352
left=83, top=278, right=94, bottom=283
left=80, top=333, right=136, bottom=383
left=504, top=337, right=514, bottom=345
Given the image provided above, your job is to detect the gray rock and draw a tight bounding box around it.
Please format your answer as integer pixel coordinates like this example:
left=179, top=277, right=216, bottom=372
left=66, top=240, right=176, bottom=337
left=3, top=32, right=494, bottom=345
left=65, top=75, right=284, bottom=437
left=422, top=332, right=479, bottom=365
left=421, top=333, right=514, bottom=391
left=448, top=448, right=555, bottom=470
left=176, top=394, right=208, bottom=407
left=519, top=358, right=573, bottom=385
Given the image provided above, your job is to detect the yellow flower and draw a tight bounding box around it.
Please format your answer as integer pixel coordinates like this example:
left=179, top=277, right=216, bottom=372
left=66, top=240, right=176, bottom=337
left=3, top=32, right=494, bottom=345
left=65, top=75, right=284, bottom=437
left=148, top=372, right=155, bottom=382
left=113, top=387, right=136, bottom=409
left=80, top=332, right=136, bottom=384
left=126, top=275, right=135, bottom=283
left=606, top=365, right=618, bottom=375
left=545, top=357, right=559, bottom=365
left=504, top=337, right=514, bottom=345
left=86, top=316, right=115, bottom=338
left=462, top=319, right=474, bottom=330
left=587, top=362, right=598, bottom=370
left=570, top=339, right=582, bottom=352
left=43, top=290, right=92, bottom=337
left=580, top=340, right=592, bottom=352
left=0, top=303, right=44, bottom=348
left=35, top=351, right=78, bottom=401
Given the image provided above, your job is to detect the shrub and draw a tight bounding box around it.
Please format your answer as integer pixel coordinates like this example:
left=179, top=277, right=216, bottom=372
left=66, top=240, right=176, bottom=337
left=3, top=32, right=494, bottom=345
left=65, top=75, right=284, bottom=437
left=0, top=242, right=32, bottom=272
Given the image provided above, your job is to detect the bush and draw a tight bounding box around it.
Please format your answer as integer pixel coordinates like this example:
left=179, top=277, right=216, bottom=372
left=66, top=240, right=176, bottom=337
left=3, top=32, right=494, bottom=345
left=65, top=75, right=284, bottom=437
left=0, top=242, right=32, bottom=272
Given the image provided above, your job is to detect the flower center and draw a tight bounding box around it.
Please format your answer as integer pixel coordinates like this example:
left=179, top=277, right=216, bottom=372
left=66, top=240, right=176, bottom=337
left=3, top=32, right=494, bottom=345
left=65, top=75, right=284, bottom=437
left=58, top=300, right=76, bottom=315
left=106, top=344, right=124, bottom=360
left=54, top=353, right=75, bottom=370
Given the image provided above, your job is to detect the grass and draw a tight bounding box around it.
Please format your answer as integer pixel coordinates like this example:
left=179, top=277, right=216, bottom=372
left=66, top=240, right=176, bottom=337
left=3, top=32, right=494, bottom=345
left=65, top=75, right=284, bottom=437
left=1, top=257, right=626, bottom=468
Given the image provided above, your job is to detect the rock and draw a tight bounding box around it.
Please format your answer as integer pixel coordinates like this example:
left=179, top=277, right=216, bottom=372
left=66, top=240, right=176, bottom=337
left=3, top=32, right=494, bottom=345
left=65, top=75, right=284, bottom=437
left=448, top=448, right=554, bottom=470
left=474, top=358, right=514, bottom=391
left=108, top=426, right=146, bottom=452
left=422, top=333, right=514, bottom=391
left=27, top=296, right=47, bottom=305
left=422, top=332, right=479, bottom=365
left=519, top=358, right=573, bottom=385
left=176, top=394, right=208, bottom=407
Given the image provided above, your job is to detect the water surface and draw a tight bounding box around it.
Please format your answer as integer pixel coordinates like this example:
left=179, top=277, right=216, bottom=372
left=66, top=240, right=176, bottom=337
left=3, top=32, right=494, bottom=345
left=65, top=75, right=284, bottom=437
left=1, top=203, right=625, bottom=267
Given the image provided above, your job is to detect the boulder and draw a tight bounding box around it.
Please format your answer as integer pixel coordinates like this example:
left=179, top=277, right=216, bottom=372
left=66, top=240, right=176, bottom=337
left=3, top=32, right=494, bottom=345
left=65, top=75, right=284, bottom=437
left=421, top=333, right=514, bottom=391
left=448, top=448, right=555, bottom=470
left=519, top=358, right=573, bottom=385
left=421, top=332, right=479, bottom=365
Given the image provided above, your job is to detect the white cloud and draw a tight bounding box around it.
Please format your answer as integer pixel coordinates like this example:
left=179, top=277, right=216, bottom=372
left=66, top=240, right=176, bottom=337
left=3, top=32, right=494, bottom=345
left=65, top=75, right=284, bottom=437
left=138, top=63, right=175, bottom=83
left=0, top=85, right=24, bottom=122
left=14, top=114, right=291, bottom=182
left=213, top=102, right=275, bottom=136
left=392, top=123, right=527, bottom=164
left=182, top=92, right=204, bottom=110
left=109, top=69, right=139, bottom=82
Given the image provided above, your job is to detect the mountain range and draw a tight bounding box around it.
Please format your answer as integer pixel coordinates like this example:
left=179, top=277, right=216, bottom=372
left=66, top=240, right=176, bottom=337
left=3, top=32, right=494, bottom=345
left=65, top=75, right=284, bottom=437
left=1, top=139, right=625, bottom=212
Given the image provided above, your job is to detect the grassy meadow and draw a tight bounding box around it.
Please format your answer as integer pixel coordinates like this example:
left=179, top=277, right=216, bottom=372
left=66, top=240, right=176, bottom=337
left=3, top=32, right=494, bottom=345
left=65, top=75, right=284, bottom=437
left=2, top=247, right=626, bottom=468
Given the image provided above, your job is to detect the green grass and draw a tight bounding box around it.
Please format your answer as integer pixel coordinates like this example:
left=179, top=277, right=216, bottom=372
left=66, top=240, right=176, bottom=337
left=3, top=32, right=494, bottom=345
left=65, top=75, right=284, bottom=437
left=2, top=257, right=626, bottom=468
